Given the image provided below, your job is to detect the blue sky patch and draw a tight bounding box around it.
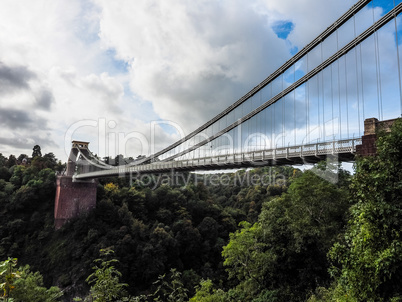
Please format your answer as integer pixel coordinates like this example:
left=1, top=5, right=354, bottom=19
left=368, top=0, right=401, bottom=16
left=290, top=45, right=299, bottom=55
left=104, top=49, right=130, bottom=74
left=272, top=20, right=294, bottom=40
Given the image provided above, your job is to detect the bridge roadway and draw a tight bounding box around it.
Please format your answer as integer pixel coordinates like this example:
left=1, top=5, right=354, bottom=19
left=73, top=138, right=361, bottom=180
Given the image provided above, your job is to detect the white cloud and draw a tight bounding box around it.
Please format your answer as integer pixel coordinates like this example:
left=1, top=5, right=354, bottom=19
left=1, top=0, right=385, bottom=162
left=0, top=0, right=134, bottom=159
left=259, top=0, right=357, bottom=47
left=94, top=0, right=291, bottom=131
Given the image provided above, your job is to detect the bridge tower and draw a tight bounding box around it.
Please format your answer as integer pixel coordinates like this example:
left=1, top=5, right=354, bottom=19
left=356, top=118, right=398, bottom=157
left=54, top=141, right=97, bottom=229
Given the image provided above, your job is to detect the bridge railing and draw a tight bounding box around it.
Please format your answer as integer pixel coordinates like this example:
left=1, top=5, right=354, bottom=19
left=74, top=138, right=362, bottom=179
left=155, top=138, right=361, bottom=167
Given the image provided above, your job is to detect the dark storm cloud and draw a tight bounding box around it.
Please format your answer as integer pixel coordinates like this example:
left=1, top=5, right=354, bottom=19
left=0, top=108, right=33, bottom=128
left=0, top=135, right=57, bottom=152
left=35, top=89, right=55, bottom=110
left=0, top=137, right=34, bottom=149
left=0, top=62, right=36, bottom=95
left=0, top=108, right=56, bottom=153
left=0, top=108, right=49, bottom=131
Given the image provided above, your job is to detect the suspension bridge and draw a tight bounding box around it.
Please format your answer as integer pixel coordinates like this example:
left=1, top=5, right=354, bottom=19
left=55, top=0, right=402, bottom=228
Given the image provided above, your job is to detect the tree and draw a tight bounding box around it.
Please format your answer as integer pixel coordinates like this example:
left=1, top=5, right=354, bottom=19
left=31, top=153, right=58, bottom=171
left=325, top=119, right=402, bottom=301
left=55, top=161, right=66, bottom=173
left=16, top=154, right=28, bottom=165
left=0, top=259, right=62, bottom=302
left=222, top=221, right=268, bottom=297
left=42, top=153, right=57, bottom=169
left=9, top=166, right=25, bottom=188
left=189, top=279, right=227, bottom=302
left=0, top=257, right=19, bottom=301
left=32, top=145, right=42, bottom=158
left=84, top=249, right=127, bottom=302
left=11, top=265, right=62, bottom=302
left=114, top=154, right=125, bottom=166
left=0, top=154, right=6, bottom=167
left=6, top=155, right=16, bottom=168
left=222, top=165, right=350, bottom=301
left=152, top=269, right=188, bottom=302
left=0, top=167, right=10, bottom=181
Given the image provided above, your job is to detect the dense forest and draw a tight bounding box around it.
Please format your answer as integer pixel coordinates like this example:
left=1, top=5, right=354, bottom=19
left=0, top=119, right=401, bottom=301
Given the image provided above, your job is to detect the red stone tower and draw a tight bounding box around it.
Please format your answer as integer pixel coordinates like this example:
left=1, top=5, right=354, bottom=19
left=356, top=118, right=398, bottom=156
left=54, top=141, right=97, bottom=229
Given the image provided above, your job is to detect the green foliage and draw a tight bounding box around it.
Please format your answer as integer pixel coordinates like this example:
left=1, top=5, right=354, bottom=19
left=9, top=166, right=25, bottom=188
left=78, top=254, right=190, bottom=302
left=152, top=268, right=188, bottom=302
left=0, top=148, right=301, bottom=299
left=5, top=156, right=16, bottom=169
left=84, top=249, right=128, bottom=302
left=326, top=119, right=402, bottom=301
left=0, top=168, right=10, bottom=182
left=222, top=166, right=350, bottom=301
left=31, top=154, right=58, bottom=171
left=190, top=279, right=227, bottom=302
left=12, top=265, right=62, bottom=302
left=222, top=221, right=267, bottom=292
left=0, top=259, right=61, bottom=302
left=0, top=257, right=19, bottom=300
left=0, top=154, right=7, bottom=168
left=4, top=130, right=402, bottom=301
left=307, top=286, right=334, bottom=302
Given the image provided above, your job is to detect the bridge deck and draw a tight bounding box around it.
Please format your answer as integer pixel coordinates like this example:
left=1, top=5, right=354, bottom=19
left=74, top=138, right=361, bottom=179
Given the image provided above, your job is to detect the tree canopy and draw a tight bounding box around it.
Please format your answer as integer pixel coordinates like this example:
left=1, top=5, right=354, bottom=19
left=32, top=145, right=42, bottom=158
left=1, top=122, right=402, bottom=302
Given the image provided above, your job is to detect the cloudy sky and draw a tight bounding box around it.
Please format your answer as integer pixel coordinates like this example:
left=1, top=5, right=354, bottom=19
left=0, top=0, right=358, bottom=161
